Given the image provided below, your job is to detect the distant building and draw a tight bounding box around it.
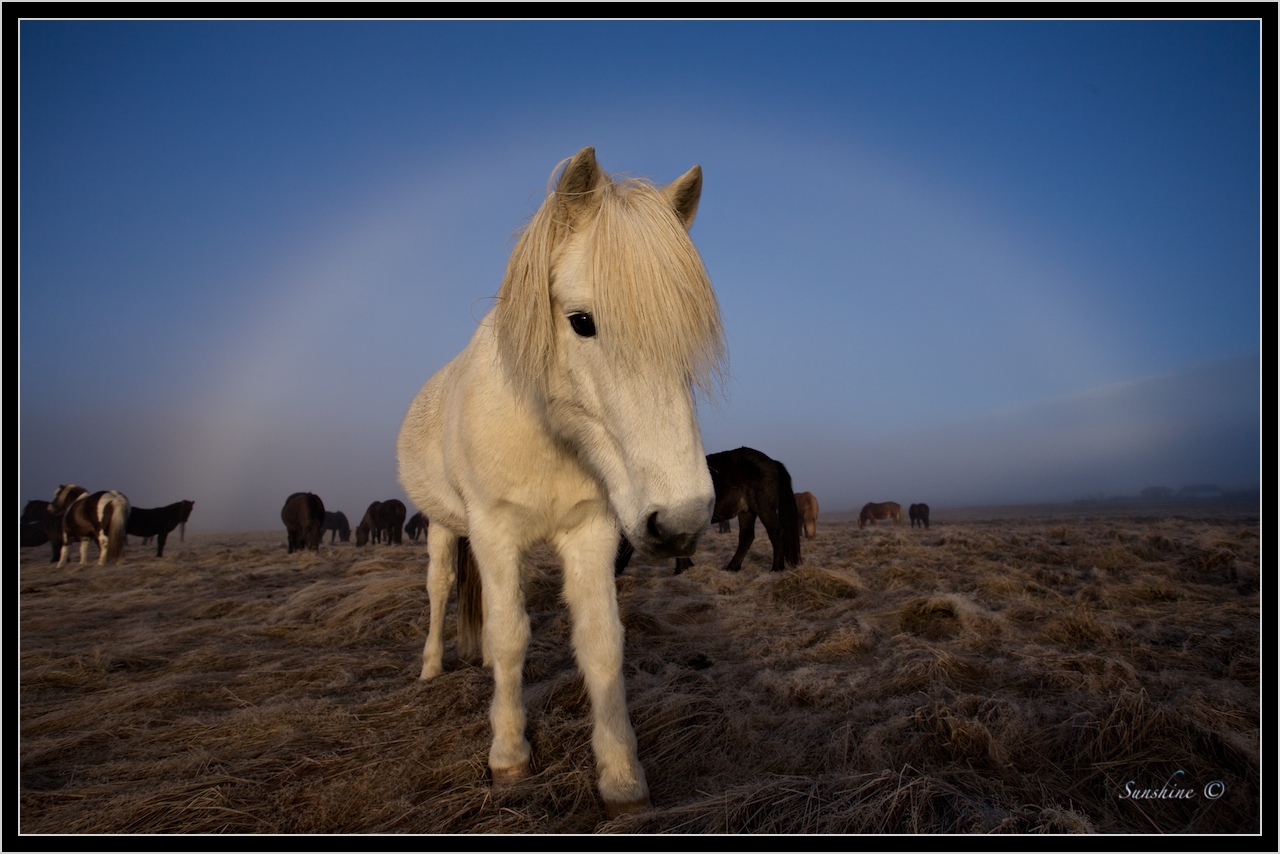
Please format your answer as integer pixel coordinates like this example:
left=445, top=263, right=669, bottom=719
left=1140, top=486, right=1173, bottom=500
left=1176, top=484, right=1223, bottom=499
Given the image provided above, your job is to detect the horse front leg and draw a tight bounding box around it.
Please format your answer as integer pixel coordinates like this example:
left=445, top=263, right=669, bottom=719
left=558, top=518, right=650, bottom=816
left=420, top=527, right=458, bottom=680
left=723, top=510, right=756, bottom=572
left=468, top=528, right=531, bottom=783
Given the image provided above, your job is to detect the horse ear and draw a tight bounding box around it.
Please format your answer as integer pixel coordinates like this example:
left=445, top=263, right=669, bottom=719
left=664, top=165, right=702, bottom=229
left=555, top=147, right=608, bottom=214
left=558, top=147, right=605, bottom=192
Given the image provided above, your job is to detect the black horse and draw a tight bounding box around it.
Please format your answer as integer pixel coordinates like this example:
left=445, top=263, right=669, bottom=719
left=127, top=500, right=195, bottom=557
left=282, top=492, right=325, bottom=553
left=356, top=499, right=407, bottom=546
left=380, top=499, right=406, bottom=545
left=324, top=511, right=351, bottom=543
left=909, top=503, right=931, bottom=529
left=22, top=500, right=64, bottom=562
left=405, top=511, right=429, bottom=541
left=616, top=446, right=803, bottom=574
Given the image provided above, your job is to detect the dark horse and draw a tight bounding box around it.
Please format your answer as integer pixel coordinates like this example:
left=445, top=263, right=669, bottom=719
left=405, top=511, right=429, bottom=541
left=282, top=492, right=325, bottom=553
left=356, top=501, right=382, bottom=546
left=909, top=503, right=930, bottom=529
left=127, top=500, right=195, bottom=557
left=22, top=500, right=64, bottom=562
left=616, top=446, right=802, bottom=574
left=356, top=499, right=407, bottom=546
left=324, top=511, right=351, bottom=543
left=381, top=499, right=406, bottom=544
left=859, top=501, right=903, bottom=528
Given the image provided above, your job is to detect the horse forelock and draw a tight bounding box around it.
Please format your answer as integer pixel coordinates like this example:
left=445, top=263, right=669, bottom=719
left=494, top=167, right=726, bottom=401
left=589, top=181, right=726, bottom=396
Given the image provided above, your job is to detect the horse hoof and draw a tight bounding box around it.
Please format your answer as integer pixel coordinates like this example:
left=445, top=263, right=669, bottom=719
left=604, top=797, right=650, bottom=819
left=491, top=763, right=531, bottom=785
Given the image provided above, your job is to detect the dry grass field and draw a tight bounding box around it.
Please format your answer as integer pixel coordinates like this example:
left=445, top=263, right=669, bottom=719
left=19, top=501, right=1260, bottom=836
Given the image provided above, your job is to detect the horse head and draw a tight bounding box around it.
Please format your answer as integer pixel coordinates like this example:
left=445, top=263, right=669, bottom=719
left=493, top=148, right=726, bottom=559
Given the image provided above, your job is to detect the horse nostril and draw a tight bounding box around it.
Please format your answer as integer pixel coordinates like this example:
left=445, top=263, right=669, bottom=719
left=647, top=511, right=662, bottom=540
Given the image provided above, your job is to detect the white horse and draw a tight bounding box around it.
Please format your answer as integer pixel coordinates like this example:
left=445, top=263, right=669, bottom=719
left=49, top=483, right=131, bottom=567
left=397, top=147, right=726, bottom=817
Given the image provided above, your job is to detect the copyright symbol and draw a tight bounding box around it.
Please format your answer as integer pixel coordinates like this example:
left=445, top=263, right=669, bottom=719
left=1203, top=780, right=1225, bottom=799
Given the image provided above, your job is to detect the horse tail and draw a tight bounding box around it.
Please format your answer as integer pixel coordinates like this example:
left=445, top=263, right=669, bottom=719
left=774, top=463, right=803, bottom=568
left=105, top=495, right=130, bottom=564
left=455, top=536, right=484, bottom=664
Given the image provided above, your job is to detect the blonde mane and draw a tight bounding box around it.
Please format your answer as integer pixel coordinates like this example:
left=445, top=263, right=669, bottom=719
left=494, top=162, right=726, bottom=400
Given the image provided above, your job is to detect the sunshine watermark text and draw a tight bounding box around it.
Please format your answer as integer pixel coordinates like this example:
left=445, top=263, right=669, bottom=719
left=1119, top=770, right=1224, bottom=801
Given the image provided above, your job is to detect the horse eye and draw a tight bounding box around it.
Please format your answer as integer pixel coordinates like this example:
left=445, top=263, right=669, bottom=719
left=568, top=312, right=596, bottom=338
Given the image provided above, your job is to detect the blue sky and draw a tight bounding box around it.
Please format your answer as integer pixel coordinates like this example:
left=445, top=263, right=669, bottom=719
left=20, top=19, right=1262, bottom=531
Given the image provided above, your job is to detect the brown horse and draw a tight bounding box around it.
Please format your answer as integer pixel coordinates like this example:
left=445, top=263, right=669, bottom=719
left=794, top=491, right=819, bottom=538
left=858, top=501, right=903, bottom=528
left=909, top=503, right=930, bottom=529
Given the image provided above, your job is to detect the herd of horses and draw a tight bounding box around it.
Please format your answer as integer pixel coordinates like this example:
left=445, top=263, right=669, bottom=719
left=280, top=493, right=428, bottom=553
left=21, top=485, right=194, bottom=565
left=857, top=500, right=931, bottom=529
left=21, top=150, right=935, bottom=819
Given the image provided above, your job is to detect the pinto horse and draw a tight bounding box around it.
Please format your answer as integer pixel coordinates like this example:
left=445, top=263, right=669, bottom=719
left=397, top=148, right=725, bottom=817
left=405, top=511, right=428, bottom=541
left=859, top=501, right=903, bottom=528
left=281, top=492, right=325, bottom=553
left=127, top=500, right=194, bottom=557
left=795, top=491, right=820, bottom=539
left=323, top=511, right=351, bottom=543
left=49, top=484, right=130, bottom=567
left=909, top=503, right=931, bottom=529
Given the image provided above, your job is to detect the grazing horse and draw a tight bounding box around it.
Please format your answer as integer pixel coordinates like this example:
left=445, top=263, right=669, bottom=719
left=795, top=491, right=819, bottom=539
left=358, top=501, right=408, bottom=546
left=909, top=503, right=931, bottom=529
left=324, top=511, right=351, bottom=543
left=397, top=148, right=724, bottom=817
left=49, top=484, right=130, bottom=567
left=859, top=501, right=903, bottom=528
left=281, top=492, right=325, bottom=553
left=405, top=511, right=429, bottom=541
left=356, top=501, right=383, bottom=546
left=22, top=500, right=64, bottom=562
left=127, top=500, right=195, bottom=557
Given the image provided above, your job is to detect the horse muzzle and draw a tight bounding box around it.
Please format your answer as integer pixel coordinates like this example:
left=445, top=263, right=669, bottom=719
left=632, top=500, right=712, bottom=559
